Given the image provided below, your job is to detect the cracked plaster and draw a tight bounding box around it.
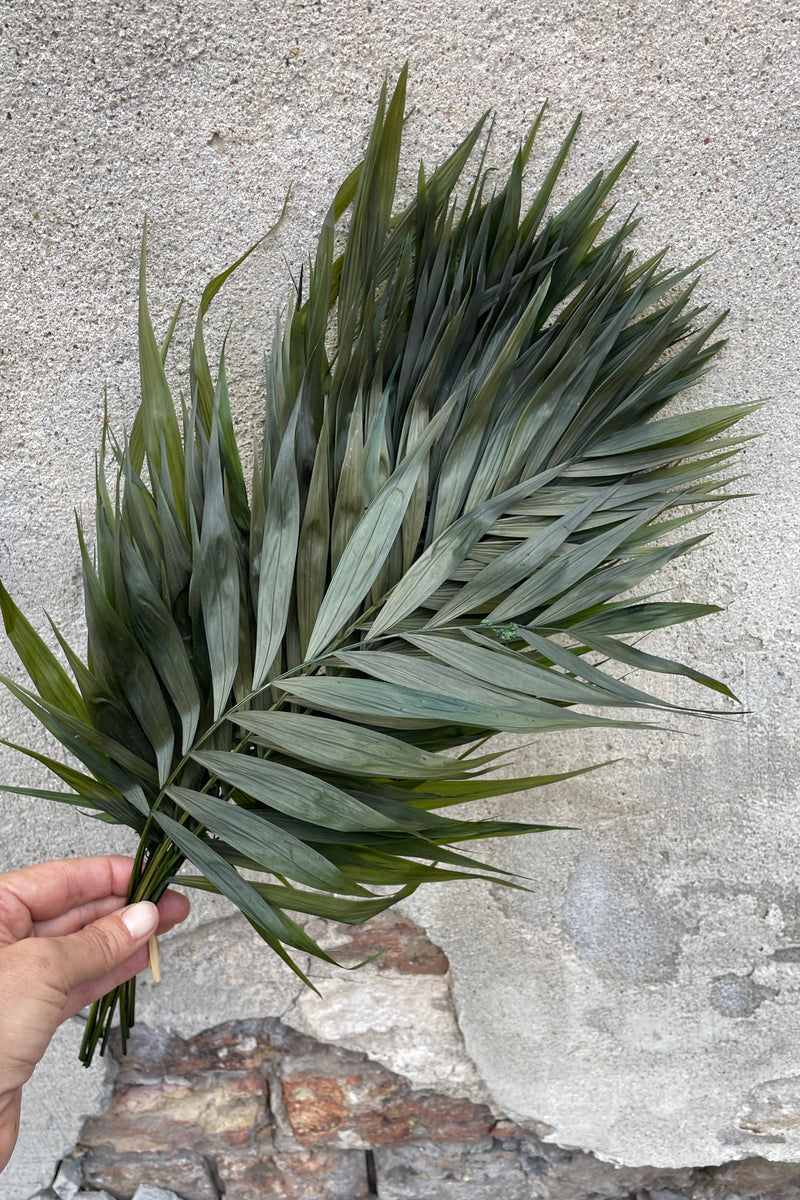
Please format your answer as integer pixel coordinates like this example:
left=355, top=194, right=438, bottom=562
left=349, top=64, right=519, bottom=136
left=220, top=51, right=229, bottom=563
left=1, top=0, right=798, bottom=1194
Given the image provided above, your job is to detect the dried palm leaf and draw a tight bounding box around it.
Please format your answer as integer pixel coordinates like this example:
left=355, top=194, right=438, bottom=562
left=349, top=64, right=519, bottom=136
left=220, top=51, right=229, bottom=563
left=0, top=67, right=756, bottom=1064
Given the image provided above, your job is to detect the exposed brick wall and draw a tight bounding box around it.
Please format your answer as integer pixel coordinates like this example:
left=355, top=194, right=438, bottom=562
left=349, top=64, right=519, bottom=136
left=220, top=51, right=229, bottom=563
left=58, top=1019, right=800, bottom=1200
left=37, top=913, right=800, bottom=1200
left=76, top=1017, right=497, bottom=1199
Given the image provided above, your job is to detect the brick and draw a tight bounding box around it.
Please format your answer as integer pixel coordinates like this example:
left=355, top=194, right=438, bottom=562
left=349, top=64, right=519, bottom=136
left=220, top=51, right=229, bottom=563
left=78, top=1150, right=218, bottom=1200
left=81, top=1023, right=273, bottom=1157
left=108, top=1020, right=270, bottom=1079
left=80, top=1071, right=269, bottom=1154
left=514, top=1133, right=695, bottom=1200
left=282, top=1054, right=494, bottom=1147
left=715, top=1157, right=800, bottom=1195
left=319, top=911, right=449, bottom=974
left=216, top=1148, right=370, bottom=1200
left=375, top=1142, right=529, bottom=1200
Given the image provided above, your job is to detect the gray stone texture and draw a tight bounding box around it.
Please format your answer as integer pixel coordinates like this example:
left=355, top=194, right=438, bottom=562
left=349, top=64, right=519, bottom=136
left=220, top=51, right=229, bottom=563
left=0, top=0, right=798, bottom=1194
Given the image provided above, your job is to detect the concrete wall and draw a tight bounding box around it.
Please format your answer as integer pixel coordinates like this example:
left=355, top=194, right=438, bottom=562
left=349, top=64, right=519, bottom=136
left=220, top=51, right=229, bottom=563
left=1, top=0, right=797, bottom=1195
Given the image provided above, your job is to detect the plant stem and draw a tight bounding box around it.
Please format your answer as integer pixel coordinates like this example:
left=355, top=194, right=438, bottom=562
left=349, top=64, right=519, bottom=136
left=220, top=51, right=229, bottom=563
left=79, top=837, right=184, bottom=1065
left=79, top=611, right=380, bottom=1066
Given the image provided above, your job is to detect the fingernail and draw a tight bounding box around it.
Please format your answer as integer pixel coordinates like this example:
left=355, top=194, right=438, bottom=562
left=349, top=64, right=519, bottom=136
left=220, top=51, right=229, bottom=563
left=120, top=901, right=158, bottom=940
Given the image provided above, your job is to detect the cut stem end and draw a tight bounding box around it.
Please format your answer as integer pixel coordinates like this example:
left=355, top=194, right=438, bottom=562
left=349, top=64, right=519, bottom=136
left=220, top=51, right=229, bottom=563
left=148, top=934, right=161, bottom=984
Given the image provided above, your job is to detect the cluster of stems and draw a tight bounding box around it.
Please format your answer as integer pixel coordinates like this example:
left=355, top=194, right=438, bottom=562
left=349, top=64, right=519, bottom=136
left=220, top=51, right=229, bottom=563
left=79, top=834, right=184, bottom=1064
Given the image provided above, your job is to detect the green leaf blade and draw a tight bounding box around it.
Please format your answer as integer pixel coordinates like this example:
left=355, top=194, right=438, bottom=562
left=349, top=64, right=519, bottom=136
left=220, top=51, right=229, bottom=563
left=165, top=785, right=374, bottom=896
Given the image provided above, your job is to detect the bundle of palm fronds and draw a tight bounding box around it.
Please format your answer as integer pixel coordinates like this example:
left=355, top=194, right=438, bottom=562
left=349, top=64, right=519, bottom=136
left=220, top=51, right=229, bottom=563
left=0, top=68, right=755, bottom=1065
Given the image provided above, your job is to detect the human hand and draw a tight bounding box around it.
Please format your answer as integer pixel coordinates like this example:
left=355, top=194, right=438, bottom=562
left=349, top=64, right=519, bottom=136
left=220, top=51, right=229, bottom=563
left=0, top=855, right=190, bottom=1174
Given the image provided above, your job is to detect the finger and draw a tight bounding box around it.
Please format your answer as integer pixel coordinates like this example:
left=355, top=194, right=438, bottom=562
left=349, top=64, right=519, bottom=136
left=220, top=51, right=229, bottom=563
left=63, top=943, right=153, bottom=1018
left=0, top=856, right=135, bottom=938
left=154, top=887, right=191, bottom=933
left=45, top=902, right=160, bottom=1003
left=33, top=885, right=190, bottom=939
left=62, top=890, right=190, bottom=1016
left=0, top=938, right=150, bottom=1090
left=0, top=903, right=160, bottom=1091
left=32, top=894, right=126, bottom=938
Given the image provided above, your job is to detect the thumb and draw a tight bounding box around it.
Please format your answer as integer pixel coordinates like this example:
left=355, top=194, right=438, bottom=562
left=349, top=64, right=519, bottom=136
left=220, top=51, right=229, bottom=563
left=0, top=903, right=161, bottom=1088
left=56, top=900, right=160, bottom=994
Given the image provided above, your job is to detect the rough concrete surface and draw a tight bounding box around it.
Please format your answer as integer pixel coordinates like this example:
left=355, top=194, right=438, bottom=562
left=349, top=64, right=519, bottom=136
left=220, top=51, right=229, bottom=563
left=0, top=0, right=797, bottom=1194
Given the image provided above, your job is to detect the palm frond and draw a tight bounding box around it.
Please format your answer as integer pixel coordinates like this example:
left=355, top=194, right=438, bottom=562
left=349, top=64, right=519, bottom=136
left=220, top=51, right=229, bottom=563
left=0, top=70, right=756, bottom=1064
